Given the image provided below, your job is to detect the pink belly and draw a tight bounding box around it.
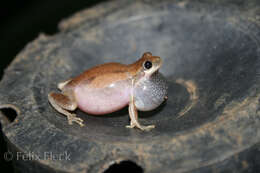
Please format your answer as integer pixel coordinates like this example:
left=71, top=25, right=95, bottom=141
left=74, top=82, right=131, bottom=115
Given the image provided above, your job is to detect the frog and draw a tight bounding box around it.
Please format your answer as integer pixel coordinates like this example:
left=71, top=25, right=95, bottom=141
left=48, top=52, right=168, bottom=131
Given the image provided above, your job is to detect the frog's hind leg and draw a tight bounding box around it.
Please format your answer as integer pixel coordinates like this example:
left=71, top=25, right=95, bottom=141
left=48, top=91, right=84, bottom=127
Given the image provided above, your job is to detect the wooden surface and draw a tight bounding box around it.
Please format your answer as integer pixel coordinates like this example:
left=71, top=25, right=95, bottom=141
left=0, top=0, right=260, bottom=172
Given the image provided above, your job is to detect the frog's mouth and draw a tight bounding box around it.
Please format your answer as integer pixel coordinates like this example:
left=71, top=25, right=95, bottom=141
left=145, top=69, right=159, bottom=78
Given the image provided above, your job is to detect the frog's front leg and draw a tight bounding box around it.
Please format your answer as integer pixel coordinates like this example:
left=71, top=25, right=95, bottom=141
left=126, top=99, right=155, bottom=131
left=126, top=80, right=155, bottom=131
left=48, top=91, right=84, bottom=127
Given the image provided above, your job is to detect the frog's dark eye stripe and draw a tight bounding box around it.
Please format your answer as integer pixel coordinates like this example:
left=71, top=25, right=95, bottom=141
left=144, top=61, right=152, bottom=70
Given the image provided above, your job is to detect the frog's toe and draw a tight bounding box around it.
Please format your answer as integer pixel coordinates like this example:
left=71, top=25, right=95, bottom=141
left=68, top=114, right=84, bottom=127
left=126, top=123, right=155, bottom=131
left=74, top=118, right=84, bottom=127
left=140, top=125, right=155, bottom=131
left=126, top=124, right=135, bottom=129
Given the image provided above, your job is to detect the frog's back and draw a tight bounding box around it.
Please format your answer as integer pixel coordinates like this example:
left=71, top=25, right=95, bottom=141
left=66, top=62, right=130, bottom=89
left=65, top=62, right=132, bottom=115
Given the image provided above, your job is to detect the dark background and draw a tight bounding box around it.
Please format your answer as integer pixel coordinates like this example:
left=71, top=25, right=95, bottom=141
left=0, top=0, right=108, bottom=78
left=0, top=0, right=107, bottom=171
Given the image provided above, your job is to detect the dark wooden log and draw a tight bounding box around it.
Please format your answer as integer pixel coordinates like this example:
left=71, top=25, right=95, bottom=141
left=0, top=0, right=260, bottom=172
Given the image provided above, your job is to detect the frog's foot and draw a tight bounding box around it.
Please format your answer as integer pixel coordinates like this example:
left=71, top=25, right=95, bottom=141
left=139, top=125, right=155, bottom=131
left=48, top=92, right=84, bottom=127
left=126, top=121, right=135, bottom=129
left=126, top=121, right=155, bottom=131
left=68, top=114, right=84, bottom=127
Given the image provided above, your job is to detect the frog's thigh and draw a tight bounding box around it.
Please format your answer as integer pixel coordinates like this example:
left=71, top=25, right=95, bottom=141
left=48, top=92, right=77, bottom=111
left=48, top=92, right=84, bottom=127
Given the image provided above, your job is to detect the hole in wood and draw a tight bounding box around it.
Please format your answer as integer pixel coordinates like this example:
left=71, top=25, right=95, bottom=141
left=103, top=160, right=143, bottom=173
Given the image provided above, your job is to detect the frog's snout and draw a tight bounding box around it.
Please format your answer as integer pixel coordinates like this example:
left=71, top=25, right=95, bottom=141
left=155, top=57, right=162, bottom=68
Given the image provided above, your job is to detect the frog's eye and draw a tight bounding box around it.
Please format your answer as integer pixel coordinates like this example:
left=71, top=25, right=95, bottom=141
left=144, top=61, right=152, bottom=70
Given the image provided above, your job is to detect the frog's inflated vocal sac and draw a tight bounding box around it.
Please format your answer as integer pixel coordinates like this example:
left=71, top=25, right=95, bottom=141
left=48, top=52, right=168, bottom=131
